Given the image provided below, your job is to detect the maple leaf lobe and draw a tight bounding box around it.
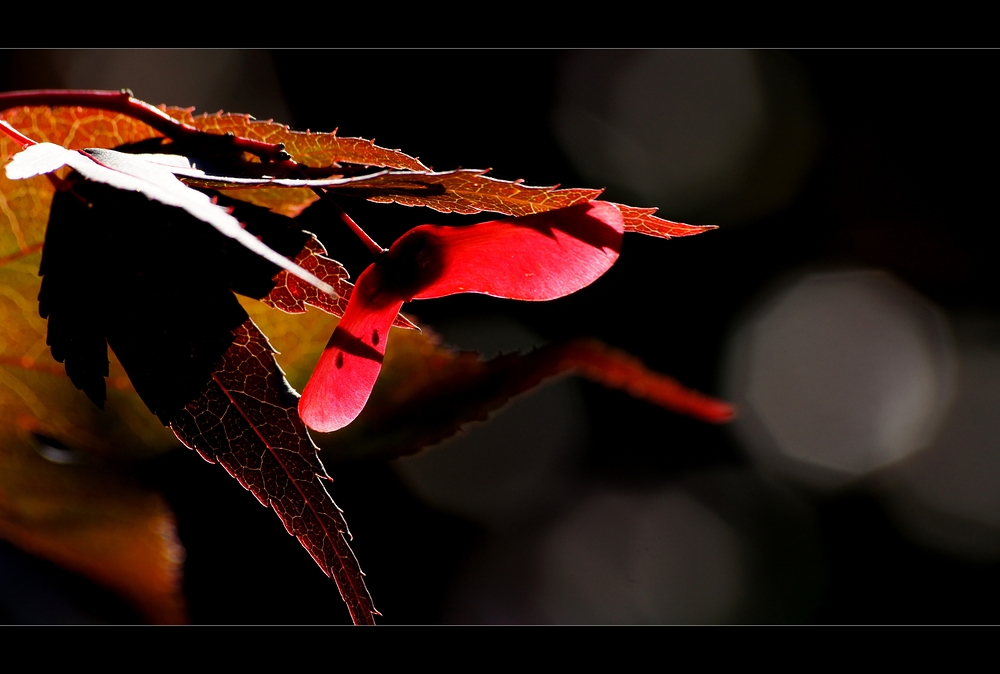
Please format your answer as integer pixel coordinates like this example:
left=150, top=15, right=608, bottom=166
left=169, top=320, right=377, bottom=625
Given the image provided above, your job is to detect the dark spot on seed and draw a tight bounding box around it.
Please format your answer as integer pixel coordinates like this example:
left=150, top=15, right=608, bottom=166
left=372, top=329, right=379, bottom=345
left=336, top=352, right=344, bottom=369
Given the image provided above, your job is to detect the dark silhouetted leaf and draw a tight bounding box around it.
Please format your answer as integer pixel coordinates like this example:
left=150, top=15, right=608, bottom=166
left=38, top=179, right=301, bottom=413
left=35, top=177, right=378, bottom=624
left=316, top=326, right=734, bottom=463
left=6, top=143, right=334, bottom=295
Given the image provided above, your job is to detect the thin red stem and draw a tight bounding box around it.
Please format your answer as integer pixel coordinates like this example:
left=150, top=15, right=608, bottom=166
left=0, top=119, right=37, bottom=147
left=0, top=89, right=291, bottom=163
left=315, top=188, right=385, bottom=257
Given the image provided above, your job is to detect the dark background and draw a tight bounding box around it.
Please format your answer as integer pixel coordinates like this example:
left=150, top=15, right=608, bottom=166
left=1, top=50, right=998, bottom=624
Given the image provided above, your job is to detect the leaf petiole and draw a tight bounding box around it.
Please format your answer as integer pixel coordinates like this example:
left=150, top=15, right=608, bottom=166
left=313, top=188, right=386, bottom=258
left=0, top=119, right=37, bottom=148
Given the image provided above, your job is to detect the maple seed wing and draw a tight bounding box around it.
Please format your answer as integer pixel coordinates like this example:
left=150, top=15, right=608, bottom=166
left=299, top=202, right=626, bottom=434
left=299, top=263, right=404, bottom=434
left=407, top=201, right=624, bottom=301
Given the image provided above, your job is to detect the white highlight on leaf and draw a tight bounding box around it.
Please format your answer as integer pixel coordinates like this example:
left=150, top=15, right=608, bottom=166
left=126, top=153, right=206, bottom=175
left=4, top=143, right=337, bottom=298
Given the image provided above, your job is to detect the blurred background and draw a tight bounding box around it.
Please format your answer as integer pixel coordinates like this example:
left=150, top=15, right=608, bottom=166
left=1, top=49, right=999, bottom=624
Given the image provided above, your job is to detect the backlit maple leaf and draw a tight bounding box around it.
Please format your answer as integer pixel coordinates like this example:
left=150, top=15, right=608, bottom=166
left=0, top=90, right=731, bottom=625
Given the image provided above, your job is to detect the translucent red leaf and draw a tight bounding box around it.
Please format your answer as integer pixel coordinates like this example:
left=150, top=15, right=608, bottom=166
left=169, top=320, right=376, bottom=625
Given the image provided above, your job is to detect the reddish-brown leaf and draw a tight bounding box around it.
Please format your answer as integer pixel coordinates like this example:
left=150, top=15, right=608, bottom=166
left=0, top=106, right=165, bottom=261
left=3, top=102, right=712, bottom=243
left=261, top=236, right=353, bottom=317
left=165, top=108, right=428, bottom=171
left=0, top=101, right=427, bottom=234
left=326, top=169, right=603, bottom=216
left=261, top=234, right=416, bottom=330
left=613, top=203, right=717, bottom=238
left=218, top=187, right=319, bottom=218
left=326, top=173, right=714, bottom=239
left=0, top=105, right=162, bottom=153
left=168, top=319, right=376, bottom=625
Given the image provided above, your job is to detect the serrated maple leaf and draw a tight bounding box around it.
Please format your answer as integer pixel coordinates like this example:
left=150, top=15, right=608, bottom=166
left=169, top=320, right=376, bottom=625
left=0, top=90, right=728, bottom=625
left=178, top=169, right=713, bottom=239
left=0, top=91, right=713, bottom=237
left=260, top=234, right=416, bottom=330
left=328, top=174, right=713, bottom=239
left=162, top=107, right=428, bottom=172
